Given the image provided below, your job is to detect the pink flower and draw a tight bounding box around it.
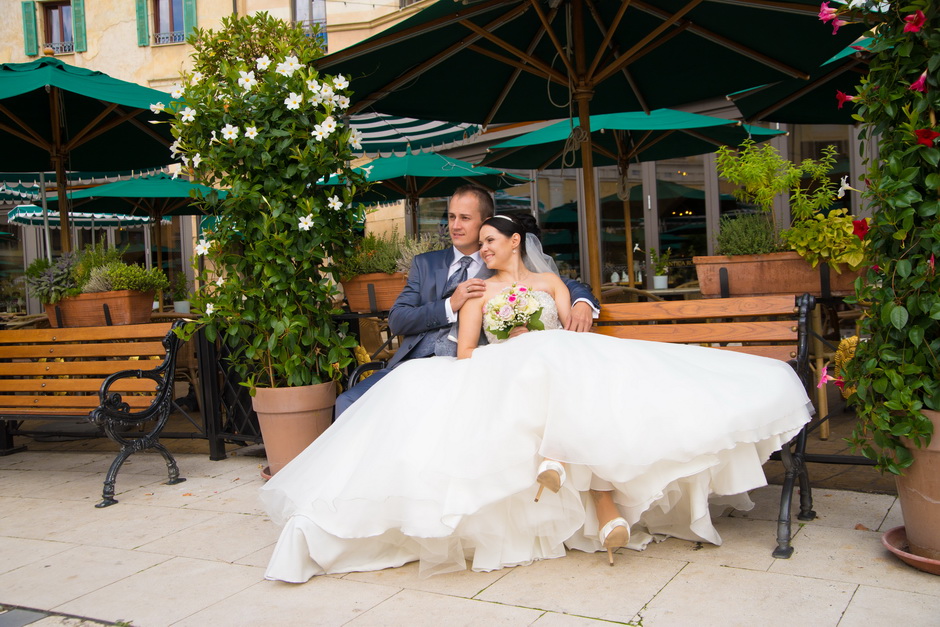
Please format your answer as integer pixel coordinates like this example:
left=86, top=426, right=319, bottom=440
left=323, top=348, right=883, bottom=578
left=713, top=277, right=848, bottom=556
left=836, top=90, right=855, bottom=109
left=818, top=371, right=833, bottom=389
left=834, top=377, right=845, bottom=391
left=507, top=295, right=516, bottom=303
left=914, top=129, right=940, bottom=147
left=852, top=219, right=869, bottom=240
left=830, top=18, right=848, bottom=34
left=903, top=10, right=926, bottom=33
left=818, top=2, right=837, bottom=23
left=930, top=254, right=936, bottom=275
left=871, top=264, right=880, bottom=272
left=498, top=305, right=513, bottom=320
left=910, top=71, right=928, bottom=93
left=517, top=286, right=527, bottom=292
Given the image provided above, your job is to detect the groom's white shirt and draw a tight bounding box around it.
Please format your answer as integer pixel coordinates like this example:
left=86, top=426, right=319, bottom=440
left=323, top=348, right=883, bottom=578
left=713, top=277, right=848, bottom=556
left=443, top=248, right=484, bottom=323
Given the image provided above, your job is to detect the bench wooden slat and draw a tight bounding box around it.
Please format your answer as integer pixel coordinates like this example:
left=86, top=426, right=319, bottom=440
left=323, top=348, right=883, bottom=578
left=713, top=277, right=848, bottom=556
left=0, top=361, right=157, bottom=376
left=713, top=345, right=798, bottom=361
left=0, top=341, right=168, bottom=359
left=0, top=394, right=156, bottom=410
left=0, top=379, right=158, bottom=393
left=591, top=320, right=798, bottom=343
left=0, top=322, right=174, bottom=344
left=597, top=295, right=798, bottom=322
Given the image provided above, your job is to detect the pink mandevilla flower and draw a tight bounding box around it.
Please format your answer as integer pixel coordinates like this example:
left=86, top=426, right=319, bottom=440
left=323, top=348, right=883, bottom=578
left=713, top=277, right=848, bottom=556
left=852, top=219, right=869, bottom=240
left=835, top=90, right=855, bottom=109
left=903, top=10, right=926, bottom=33
left=930, top=254, right=936, bottom=275
left=914, top=129, right=940, bottom=147
left=910, top=71, right=928, bottom=93
left=831, top=18, right=848, bottom=34
left=817, top=371, right=833, bottom=389
left=818, top=2, right=837, bottom=23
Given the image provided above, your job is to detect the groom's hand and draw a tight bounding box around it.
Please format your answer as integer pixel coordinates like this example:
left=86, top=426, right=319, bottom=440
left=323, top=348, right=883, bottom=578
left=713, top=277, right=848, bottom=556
left=565, top=301, right=594, bottom=333
left=450, top=278, right=486, bottom=311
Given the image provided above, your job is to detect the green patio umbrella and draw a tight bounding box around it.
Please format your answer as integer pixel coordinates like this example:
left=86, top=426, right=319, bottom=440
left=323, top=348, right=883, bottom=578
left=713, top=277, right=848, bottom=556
left=480, top=109, right=784, bottom=170
left=331, top=148, right=528, bottom=232
left=729, top=39, right=873, bottom=125
left=0, top=57, right=175, bottom=251
left=316, top=0, right=864, bottom=295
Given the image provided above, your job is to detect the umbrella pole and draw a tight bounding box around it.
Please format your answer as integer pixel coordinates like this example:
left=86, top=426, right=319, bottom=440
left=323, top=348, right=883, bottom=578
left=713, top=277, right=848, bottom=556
left=38, top=172, right=53, bottom=262
left=154, top=214, right=164, bottom=309
left=50, top=87, right=72, bottom=253
left=623, top=200, right=635, bottom=288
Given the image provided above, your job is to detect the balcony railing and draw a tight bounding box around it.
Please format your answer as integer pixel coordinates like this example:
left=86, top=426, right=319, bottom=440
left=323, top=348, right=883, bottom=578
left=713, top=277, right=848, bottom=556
left=154, top=31, right=185, bottom=45
left=44, top=41, right=74, bottom=54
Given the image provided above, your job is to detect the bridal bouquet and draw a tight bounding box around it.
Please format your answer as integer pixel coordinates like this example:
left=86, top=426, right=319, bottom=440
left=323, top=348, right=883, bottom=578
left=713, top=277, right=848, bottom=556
left=483, top=284, right=545, bottom=340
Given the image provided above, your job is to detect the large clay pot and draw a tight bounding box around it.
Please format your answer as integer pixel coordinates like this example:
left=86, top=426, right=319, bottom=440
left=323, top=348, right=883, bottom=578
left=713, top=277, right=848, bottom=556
left=342, top=272, right=407, bottom=313
left=252, top=382, right=336, bottom=477
left=692, top=251, right=861, bottom=298
left=44, top=290, right=156, bottom=327
left=896, top=409, right=940, bottom=561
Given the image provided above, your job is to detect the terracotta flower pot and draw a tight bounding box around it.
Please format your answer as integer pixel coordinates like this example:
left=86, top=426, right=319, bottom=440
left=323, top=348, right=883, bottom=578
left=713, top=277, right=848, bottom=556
left=692, top=251, right=861, bottom=298
left=44, top=290, right=156, bottom=327
left=252, top=381, right=336, bottom=477
left=342, top=272, right=407, bottom=313
left=895, top=409, right=940, bottom=561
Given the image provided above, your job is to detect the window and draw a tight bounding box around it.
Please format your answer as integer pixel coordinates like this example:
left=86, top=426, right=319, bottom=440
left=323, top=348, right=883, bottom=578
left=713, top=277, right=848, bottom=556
left=294, top=0, right=328, bottom=52
left=153, top=0, right=184, bottom=44
left=43, top=1, right=73, bottom=54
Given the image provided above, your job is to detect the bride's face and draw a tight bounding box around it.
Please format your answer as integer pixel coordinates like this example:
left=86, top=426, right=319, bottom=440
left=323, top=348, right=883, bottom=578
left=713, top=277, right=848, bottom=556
left=479, top=225, right=520, bottom=270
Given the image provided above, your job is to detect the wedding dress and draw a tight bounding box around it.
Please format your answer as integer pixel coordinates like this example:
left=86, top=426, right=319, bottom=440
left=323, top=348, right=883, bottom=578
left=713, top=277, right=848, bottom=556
left=260, top=291, right=813, bottom=582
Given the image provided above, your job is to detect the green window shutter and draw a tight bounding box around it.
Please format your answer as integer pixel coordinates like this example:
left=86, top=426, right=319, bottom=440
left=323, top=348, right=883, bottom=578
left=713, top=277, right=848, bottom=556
left=183, top=0, right=197, bottom=39
left=72, top=0, right=87, bottom=52
left=22, top=1, right=38, bottom=56
left=135, top=0, right=149, bottom=46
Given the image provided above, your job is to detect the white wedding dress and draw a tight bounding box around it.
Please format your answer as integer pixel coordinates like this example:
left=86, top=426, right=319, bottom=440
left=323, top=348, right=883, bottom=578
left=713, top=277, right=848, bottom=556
left=260, top=291, right=813, bottom=582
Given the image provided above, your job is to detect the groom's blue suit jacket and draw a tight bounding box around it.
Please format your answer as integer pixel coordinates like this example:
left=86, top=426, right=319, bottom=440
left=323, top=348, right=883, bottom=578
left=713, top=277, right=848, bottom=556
left=386, top=247, right=597, bottom=368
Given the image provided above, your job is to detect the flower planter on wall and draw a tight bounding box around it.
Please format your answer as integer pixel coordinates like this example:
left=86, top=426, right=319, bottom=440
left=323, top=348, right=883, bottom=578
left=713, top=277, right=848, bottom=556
left=692, top=251, right=862, bottom=298
left=44, top=290, right=156, bottom=327
left=342, top=272, right=407, bottom=313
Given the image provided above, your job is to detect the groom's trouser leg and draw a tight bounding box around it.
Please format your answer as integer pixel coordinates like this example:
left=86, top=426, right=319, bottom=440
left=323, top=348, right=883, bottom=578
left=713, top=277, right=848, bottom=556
left=335, top=368, right=392, bottom=418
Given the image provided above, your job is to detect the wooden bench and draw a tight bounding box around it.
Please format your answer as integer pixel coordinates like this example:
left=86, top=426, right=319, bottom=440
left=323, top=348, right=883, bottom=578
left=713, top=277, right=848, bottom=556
left=592, top=293, right=817, bottom=558
left=0, top=322, right=187, bottom=507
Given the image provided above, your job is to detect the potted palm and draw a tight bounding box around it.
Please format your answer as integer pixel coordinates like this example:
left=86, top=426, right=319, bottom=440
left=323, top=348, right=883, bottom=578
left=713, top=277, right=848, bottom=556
left=825, top=0, right=940, bottom=571
left=168, top=13, right=367, bottom=476
left=694, top=140, right=868, bottom=297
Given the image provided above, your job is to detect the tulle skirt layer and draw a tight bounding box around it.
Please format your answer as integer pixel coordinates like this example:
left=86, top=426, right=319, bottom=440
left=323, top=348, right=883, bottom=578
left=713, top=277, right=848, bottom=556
left=259, top=331, right=812, bottom=582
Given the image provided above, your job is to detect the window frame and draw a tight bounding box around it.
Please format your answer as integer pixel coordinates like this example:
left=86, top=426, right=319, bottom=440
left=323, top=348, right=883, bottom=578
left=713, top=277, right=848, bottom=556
left=152, top=0, right=185, bottom=45
left=42, top=0, right=74, bottom=54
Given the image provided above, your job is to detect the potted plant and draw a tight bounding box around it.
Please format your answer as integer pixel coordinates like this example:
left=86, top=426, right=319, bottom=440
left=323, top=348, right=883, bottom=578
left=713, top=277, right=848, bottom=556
left=694, top=140, right=868, bottom=297
left=336, top=231, right=408, bottom=313
left=649, top=248, right=672, bottom=289
left=824, top=0, right=940, bottom=570
left=168, top=13, right=367, bottom=476
left=25, top=244, right=168, bottom=327
left=169, top=273, right=191, bottom=314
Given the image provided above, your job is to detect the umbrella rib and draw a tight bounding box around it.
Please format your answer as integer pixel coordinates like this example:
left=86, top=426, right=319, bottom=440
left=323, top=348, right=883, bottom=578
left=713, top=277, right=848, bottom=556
left=317, top=0, right=511, bottom=67
left=681, top=127, right=730, bottom=148
left=626, top=0, right=809, bottom=81
left=466, top=45, right=569, bottom=88
left=585, top=0, right=632, bottom=79
left=593, top=0, right=705, bottom=85
left=459, top=20, right=568, bottom=85
left=584, top=0, right=653, bottom=112
left=349, top=3, right=532, bottom=115
left=63, top=102, right=124, bottom=150
left=526, top=0, right=577, bottom=79
left=0, top=115, right=51, bottom=151
left=746, top=59, right=865, bottom=122
left=484, top=3, right=562, bottom=126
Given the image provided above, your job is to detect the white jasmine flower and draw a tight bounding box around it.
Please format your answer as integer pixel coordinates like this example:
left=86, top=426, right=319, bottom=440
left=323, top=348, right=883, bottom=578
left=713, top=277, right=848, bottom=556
left=215, top=276, right=224, bottom=287
left=311, top=126, right=328, bottom=141
left=284, top=92, right=303, bottom=110
left=306, top=78, right=320, bottom=92
left=327, top=195, right=343, bottom=211
left=336, top=95, right=350, bottom=110
left=150, top=102, right=165, bottom=113
left=298, top=214, right=314, bottom=231
left=837, top=175, right=861, bottom=198
left=191, top=71, right=203, bottom=83
left=329, top=93, right=342, bottom=108
left=237, top=70, right=258, bottom=91
left=361, top=165, right=374, bottom=176
left=221, top=124, right=239, bottom=140
left=349, top=128, right=363, bottom=150
left=180, top=107, right=196, bottom=123
left=256, top=55, right=271, bottom=70
left=320, top=83, right=334, bottom=100
left=169, top=140, right=181, bottom=157
left=333, top=74, right=349, bottom=90
left=205, top=303, right=215, bottom=315
left=275, top=55, right=301, bottom=77
left=245, top=126, right=258, bottom=139
left=195, top=239, right=211, bottom=256
left=180, top=155, right=190, bottom=167
left=308, top=91, right=323, bottom=106
left=192, top=153, right=202, bottom=168
left=171, top=88, right=184, bottom=100
left=172, top=170, right=179, bottom=180
left=321, top=116, right=337, bottom=133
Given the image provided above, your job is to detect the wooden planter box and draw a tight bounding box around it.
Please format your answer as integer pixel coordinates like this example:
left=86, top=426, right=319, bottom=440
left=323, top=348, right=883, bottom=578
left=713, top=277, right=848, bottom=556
left=693, top=251, right=862, bottom=298
left=342, top=272, right=407, bottom=313
left=45, top=290, right=156, bottom=327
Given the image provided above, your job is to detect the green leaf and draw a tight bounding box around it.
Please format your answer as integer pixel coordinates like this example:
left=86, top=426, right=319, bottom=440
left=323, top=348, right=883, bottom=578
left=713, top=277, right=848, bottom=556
left=890, top=305, right=910, bottom=330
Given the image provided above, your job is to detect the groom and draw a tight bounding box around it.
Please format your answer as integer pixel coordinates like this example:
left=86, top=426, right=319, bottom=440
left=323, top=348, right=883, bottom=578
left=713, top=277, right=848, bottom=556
left=335, top=184, right=599, bottom=416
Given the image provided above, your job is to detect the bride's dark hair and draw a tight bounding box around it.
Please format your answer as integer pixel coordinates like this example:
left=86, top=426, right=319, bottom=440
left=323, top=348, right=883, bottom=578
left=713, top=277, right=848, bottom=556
left=482, top=213, right=541, bottom=258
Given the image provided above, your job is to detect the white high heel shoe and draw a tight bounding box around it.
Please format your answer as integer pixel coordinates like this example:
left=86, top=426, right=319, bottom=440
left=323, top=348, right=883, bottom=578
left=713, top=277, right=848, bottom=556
left=599, top=517, right=630, bottom=566
left=534, top=459, right=566, bottom=502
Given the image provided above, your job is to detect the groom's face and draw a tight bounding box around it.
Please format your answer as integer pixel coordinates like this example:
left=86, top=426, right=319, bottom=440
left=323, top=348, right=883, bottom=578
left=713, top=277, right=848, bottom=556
left=448, top=193, right=485, bottom=254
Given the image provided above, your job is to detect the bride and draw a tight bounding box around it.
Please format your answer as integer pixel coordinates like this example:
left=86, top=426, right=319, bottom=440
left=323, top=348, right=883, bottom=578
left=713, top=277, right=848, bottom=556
left=259, top=215, right=813, bottom=583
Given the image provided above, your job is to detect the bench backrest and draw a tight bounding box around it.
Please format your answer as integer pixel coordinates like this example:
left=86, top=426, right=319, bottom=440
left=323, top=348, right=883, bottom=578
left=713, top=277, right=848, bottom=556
left=0, top=322, right=175, bottom=416
left=592, top=294, right=813, bottom=366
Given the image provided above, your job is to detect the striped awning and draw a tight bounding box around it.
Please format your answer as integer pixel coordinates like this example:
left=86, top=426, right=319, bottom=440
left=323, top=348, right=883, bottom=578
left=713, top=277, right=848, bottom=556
left=8, top=204, right=169, bottom=229
left=350, top=113, right=479, bottom=157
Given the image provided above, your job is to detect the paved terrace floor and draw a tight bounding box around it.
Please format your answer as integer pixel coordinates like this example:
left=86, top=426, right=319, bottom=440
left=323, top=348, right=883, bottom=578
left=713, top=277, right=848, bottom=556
left=1, top=388, right=937, bottom=626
